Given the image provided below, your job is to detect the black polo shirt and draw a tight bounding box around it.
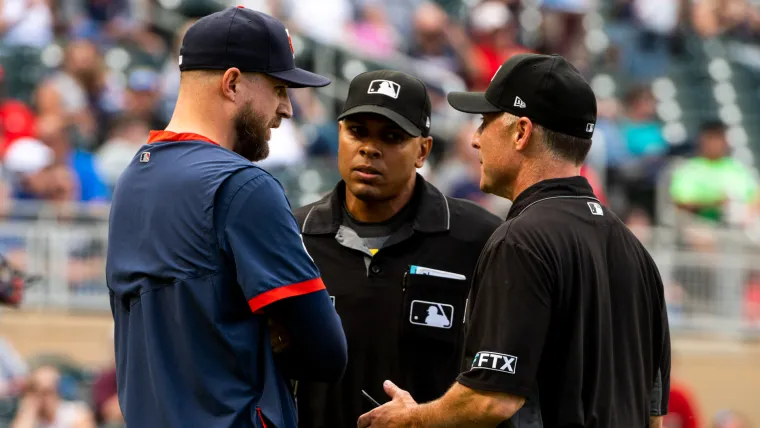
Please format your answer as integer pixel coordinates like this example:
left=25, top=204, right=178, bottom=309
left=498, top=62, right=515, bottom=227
left=458, top=176, right=671, bottom=428
left=293, top=175, right=501, bottom=428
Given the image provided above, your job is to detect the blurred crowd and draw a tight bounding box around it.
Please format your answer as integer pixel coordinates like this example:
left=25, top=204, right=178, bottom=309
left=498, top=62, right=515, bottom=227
left=0, top=0, right=757, bottom=227
left=0, top=0, right=756, bottom=427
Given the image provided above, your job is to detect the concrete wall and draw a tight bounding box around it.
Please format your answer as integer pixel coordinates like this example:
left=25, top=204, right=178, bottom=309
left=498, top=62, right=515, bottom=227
left=0, top=310, right=758, bottom=424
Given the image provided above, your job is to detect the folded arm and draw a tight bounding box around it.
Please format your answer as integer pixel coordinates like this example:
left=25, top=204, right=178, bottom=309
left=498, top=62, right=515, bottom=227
left=216, top=170, right=347, bottom=382
left=266, top=289, right=347, bottom=381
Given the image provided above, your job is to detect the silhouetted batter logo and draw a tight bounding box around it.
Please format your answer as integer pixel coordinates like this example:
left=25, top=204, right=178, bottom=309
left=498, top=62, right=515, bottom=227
left=367, top=80, right=401, bottom=99
left=409, top=300, right=454, bottom=329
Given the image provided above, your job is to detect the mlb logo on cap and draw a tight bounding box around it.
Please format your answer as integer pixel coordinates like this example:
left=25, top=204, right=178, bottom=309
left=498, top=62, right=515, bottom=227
left=409, top=300, right=454, bottom=329
left=139, top=152, right=150, bottom=163
left=368, top=80, right=400, bottom=99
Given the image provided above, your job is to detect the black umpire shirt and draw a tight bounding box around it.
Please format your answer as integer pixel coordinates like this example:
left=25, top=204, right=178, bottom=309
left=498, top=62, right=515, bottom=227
left=294, top=175, right=501, bottom=427
left=458, top=176, right=671, bottom=428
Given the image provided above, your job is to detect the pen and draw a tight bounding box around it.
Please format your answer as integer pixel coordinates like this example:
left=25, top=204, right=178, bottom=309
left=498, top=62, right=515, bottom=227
left=361, top=389, right=381, bottom=408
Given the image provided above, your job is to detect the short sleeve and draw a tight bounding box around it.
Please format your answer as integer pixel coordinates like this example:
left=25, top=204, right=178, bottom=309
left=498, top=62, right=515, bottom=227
left=457, top=239, right=553, bottom=397
left=216, top=170, right=325, bottom=313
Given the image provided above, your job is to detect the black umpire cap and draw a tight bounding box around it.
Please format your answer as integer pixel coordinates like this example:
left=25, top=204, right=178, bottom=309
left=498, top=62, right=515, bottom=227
left=338, top=70, right=432, bottom=137
left=448, top=53, right=597, bottom=139
left=178, top=6, right=330, bottom=88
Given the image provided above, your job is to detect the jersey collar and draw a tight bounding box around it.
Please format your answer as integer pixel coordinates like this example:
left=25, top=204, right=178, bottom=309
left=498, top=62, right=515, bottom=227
left=147, top=130, right=220, bottom=146
left=506, top=176, right=596, bottom=221
left=301, top=173, right=450, bottom=235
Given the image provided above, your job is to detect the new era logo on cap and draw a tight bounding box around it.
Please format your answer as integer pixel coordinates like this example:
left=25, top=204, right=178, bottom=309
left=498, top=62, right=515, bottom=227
left=514, top=96, right=526, bottom=108
left=368, top=80, right=400, bottom=99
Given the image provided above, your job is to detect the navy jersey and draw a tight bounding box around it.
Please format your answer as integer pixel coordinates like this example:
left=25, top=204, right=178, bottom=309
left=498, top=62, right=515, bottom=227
left=107, top=131, right=327, bottom=428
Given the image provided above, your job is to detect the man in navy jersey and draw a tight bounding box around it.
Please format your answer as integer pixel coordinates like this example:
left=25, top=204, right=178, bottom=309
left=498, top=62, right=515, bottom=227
left=106, top=7, right=347, bottom=428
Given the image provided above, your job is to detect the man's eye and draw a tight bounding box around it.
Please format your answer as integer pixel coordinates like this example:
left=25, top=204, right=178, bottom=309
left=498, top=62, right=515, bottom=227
left=349, top=126, right=366, bottom=137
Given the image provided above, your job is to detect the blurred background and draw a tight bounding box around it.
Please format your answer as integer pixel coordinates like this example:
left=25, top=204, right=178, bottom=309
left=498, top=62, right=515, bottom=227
left=0, top=0, right=756, bottom=427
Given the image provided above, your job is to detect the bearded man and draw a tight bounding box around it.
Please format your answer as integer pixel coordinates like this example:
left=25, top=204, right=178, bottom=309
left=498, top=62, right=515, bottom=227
left=105, top=7, right=347, bottom=428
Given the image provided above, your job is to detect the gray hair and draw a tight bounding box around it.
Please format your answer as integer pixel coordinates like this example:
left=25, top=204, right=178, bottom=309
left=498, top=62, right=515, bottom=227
left=500, top=113, right=591, bottom=166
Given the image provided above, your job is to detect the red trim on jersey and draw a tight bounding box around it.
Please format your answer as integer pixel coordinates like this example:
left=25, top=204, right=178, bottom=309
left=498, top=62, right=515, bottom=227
left=147, top=130, right=220, bottom=146
left=248, top=278, right=326, bottom=313
left=256, top=408, right=268, bottom=428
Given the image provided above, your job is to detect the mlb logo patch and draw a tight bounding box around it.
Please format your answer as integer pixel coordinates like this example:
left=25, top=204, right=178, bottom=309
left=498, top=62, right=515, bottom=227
left=139, top=152, right=150, bottom=163
left=586, top=123, right=595, bottom=133
left=471, top=351, right=518, bottom=374
left=330, top=296, right=335, bottom=306
left=368, top=80, right=400, bottom=99
left=409, top=300, right=454, bottom=329
left=587, top=201, right=604, bottom=216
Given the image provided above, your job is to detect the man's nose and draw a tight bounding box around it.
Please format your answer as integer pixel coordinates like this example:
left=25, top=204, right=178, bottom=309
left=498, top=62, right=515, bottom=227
left=278, top=96, right=293, bottom=119
left=471, top=132, right=481, bottom=149
left=359, top=143, right=381, bottom=159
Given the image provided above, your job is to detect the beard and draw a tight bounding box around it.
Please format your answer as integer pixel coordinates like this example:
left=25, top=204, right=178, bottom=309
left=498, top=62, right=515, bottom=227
left=232, top=102, right=277, bottom=162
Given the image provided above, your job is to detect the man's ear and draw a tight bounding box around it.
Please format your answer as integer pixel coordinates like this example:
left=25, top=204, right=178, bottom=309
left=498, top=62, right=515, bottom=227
left=221, top=68, right=243, bottom=101
left=514, top=117, right=534, bottom=152
left=415, top=136, right=433, bottom=168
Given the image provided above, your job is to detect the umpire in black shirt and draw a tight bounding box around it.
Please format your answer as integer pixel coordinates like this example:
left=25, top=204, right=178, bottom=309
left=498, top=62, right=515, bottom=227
left=358, top=54, right=671, bottom=428
left=293, top=70, right=501, bottom=427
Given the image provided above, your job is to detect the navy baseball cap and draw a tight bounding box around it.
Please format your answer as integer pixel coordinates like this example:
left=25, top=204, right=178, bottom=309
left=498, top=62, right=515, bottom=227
left=178, top=6, right=330, bottom=88
left=447, top=53, right=597, bottom=139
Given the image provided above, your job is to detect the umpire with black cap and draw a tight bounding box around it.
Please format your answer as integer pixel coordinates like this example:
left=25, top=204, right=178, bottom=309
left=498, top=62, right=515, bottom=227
left=359, top=54, right=671, bottom=428
left=293, top=70, right=501, bottom=427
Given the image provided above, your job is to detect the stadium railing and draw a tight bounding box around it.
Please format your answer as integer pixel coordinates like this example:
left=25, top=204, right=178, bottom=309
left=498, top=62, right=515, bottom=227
left=4, top=197, right=759, bottom=340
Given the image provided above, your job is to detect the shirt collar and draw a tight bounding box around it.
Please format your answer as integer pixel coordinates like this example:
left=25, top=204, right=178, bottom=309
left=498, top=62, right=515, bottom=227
left=302, top=174, right=450, bottom=235
left=147, top=130, right=220, bottom=146
left=506, top=175, right=597, bottom=221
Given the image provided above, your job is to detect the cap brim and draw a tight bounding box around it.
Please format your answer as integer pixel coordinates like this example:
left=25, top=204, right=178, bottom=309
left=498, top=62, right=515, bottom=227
left=337, top=105, right=422, bottom=137
left=447, top=91, right=502, bottom=114
left=267, top=68, right=331, bottom=88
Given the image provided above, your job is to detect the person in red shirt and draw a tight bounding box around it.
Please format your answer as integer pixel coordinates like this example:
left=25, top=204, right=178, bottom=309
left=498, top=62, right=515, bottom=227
left=580, top=163, right=609, bottom=206
left=664, top=381, right=701, bottom=428
left=469, top=1, right=533, bottom=90
left=0, top=65, right=36, bottom=157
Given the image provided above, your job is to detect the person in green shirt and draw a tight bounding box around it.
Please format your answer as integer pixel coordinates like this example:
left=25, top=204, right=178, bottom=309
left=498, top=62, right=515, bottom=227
left=670, top=121, right=759, bottom=224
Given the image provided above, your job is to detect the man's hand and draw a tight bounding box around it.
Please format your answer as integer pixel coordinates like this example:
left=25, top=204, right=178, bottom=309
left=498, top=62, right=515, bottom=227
left=357, top=381, right=418, bottom=428
left=268, top=319, right=290, bottom=353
